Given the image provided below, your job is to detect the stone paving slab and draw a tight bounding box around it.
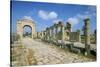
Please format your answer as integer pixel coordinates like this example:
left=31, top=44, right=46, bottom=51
left=11, top=37, right=96, bottom=66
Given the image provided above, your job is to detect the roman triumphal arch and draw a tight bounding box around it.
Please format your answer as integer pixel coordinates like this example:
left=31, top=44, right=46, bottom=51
left=17, top=19, right=36, bottom=39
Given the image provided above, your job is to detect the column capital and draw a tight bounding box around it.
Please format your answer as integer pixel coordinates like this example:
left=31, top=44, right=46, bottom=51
left=84, top=18, right=90, bottom=22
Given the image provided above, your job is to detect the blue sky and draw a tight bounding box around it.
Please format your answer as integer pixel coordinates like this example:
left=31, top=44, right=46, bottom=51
left=11, top=1, right=96, bottom=34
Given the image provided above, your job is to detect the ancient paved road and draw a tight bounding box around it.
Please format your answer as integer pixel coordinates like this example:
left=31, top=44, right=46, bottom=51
left=21, top=37, right=95, bottom=65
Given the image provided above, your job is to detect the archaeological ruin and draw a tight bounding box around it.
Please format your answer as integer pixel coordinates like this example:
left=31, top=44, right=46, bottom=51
left=16, top=17, right=96, bottom=56
left=17, top=19, right=36, bottom=39
left=11, top=17, right=96, bottom=66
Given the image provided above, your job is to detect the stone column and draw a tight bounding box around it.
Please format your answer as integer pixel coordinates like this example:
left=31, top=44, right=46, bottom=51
left=54, top=23, right=58, bottom=40
left=41, top=31, right=43, bottom=39
left=36, top=32, right=39, bottom=38
left=48, top=27, right=50, bottom=41
left=61, top=25, right=65, bottom=41
left=58, top=21, right=65, bottom=48
left=66, top=22, right=71, bottom=41
left=45, top=28, right=48, bottom=41
left=46, top=27, right=51, bottom=41
left=77, top=29, right=81, bottom=42
left=58, top=21, right=65, bottom=41
left=31, top=26, right=34, bottom=39
left=66, top=22, right=71, bottom=32
left=43, top=31, right=46, bottom=40
left=84, top=18, right=90, bottom=55
left=49, top=27, right=52, bottom=41
left=50, top=26, right=54, bottom=40
left=53, top=26, right=56, bottom=40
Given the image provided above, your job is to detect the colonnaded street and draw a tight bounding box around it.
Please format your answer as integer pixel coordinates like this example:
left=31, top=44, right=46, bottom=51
left=11, top=1, right=97, bottom=67
left=11, top=37, right=96, bottom=66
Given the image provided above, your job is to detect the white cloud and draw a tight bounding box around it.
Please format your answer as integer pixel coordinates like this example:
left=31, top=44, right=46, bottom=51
left=67, top=17, right=79, bottom=26
left=38, top=10, right=48, bottom=20
left=38, top=10, right=58, bottom=20
left=49, top=12, right=58, bottom=19
left=66, top=7, right=96, bottom=27
left=76, top=14, right=90, bottom=19
left=23, top=16, right=33, bottom=21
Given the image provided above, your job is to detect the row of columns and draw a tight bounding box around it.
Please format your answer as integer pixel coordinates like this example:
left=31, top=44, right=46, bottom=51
left=39, top=18, right=91, bottom=43
left=37, top=18, right=93, bottom=56
left=40, top=21, right=71, bottom=42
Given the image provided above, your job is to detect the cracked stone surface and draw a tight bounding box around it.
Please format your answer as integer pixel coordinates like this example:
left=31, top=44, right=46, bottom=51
left=11, top=37, right=96, bottom=66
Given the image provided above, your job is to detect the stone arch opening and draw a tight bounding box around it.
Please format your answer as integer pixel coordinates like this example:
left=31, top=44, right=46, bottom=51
left=23, top=25, right=32, bottom=38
